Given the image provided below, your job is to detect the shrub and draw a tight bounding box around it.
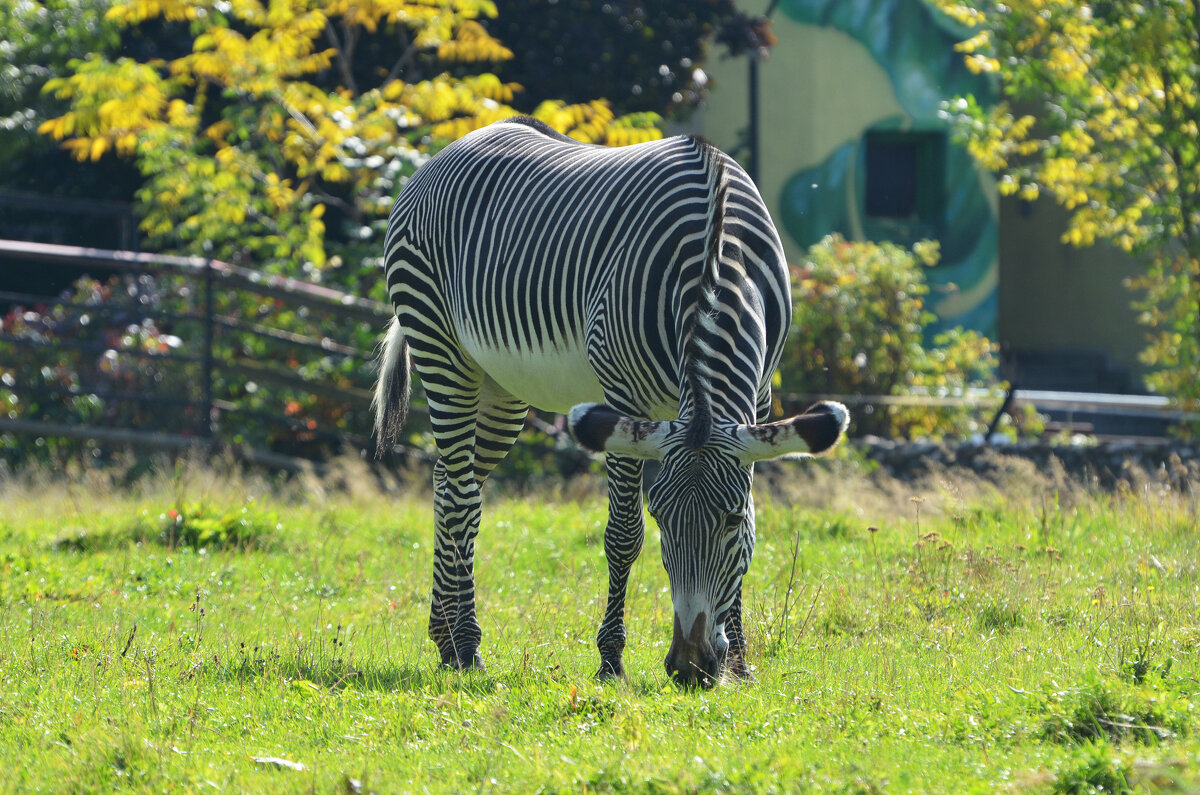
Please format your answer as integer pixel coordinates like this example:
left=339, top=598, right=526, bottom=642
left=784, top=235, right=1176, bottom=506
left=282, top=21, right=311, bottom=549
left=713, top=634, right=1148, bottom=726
left=1130, top=252, right=1200, bottom=438
left=779, top=235, right=1004, bottom=439
left=0, top=276, right=197, bottom=465
left=0, top=273, right=381, bottom=468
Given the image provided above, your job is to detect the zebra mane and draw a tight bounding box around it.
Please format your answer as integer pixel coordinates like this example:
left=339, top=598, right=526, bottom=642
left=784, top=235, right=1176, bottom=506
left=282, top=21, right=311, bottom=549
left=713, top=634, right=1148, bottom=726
left=682, top=139, right=728, bottom=450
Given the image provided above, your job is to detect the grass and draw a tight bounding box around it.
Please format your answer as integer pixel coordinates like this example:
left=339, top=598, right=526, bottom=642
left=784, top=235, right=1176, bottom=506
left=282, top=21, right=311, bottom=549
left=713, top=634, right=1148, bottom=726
left=1, top=456, right=1198, bottom=793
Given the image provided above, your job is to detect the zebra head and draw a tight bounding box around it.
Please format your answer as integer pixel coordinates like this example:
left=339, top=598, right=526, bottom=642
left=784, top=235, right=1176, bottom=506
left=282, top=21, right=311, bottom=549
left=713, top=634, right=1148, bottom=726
left=568, top=400, right=849, bottom=686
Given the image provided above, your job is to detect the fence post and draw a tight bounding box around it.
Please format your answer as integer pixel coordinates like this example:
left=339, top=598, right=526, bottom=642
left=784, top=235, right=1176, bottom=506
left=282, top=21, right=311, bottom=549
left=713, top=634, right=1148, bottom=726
left=201, top=258, right=215, bottom=439
left=985, top=384, right=1016, bottom=443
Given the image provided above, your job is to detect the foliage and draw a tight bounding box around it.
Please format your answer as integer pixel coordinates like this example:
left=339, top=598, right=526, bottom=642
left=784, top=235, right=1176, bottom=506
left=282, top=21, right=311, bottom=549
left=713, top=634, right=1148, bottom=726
left=0, top=462, right=1198, bottom=790
left=1039, top=673, right=1193, bottom=747
left=0, top=0, right=120, bottom=183
left=779, top=235, right=1006, bottom=439
left=0, top=272, right=382, bottom=468
left=487, top=0, right=776, bottom=118
left=37, top=0, right=664, bottom=283
left=1129, top=255, right=1200, bottom=431
left=933, top=0, right=1200, bottom=424
left=0, top=276, right=198, bottom=465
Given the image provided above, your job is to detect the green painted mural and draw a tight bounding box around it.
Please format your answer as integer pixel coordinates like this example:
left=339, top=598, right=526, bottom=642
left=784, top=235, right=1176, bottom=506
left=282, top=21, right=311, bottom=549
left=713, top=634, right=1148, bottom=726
left=775, top=0, right=999, bottom=334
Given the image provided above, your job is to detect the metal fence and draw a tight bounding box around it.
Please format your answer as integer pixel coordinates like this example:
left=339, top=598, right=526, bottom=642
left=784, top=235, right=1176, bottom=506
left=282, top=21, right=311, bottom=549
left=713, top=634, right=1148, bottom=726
left=0, top=239, right=393, bottom=472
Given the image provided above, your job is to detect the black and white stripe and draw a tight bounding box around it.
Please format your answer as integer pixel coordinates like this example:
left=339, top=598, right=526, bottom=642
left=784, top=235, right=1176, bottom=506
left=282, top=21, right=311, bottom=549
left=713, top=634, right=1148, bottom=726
left=375, top=117, right=848, bottom=685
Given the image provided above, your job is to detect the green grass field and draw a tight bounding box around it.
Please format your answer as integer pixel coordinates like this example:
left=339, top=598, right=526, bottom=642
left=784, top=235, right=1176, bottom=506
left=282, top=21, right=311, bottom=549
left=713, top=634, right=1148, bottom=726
left=1, top=457, right=1197, bottom=793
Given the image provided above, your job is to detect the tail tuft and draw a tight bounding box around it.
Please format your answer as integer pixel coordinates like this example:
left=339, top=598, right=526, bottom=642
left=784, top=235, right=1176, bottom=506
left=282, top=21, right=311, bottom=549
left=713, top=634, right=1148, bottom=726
left=373, top=317, right=411, bottom=458
left=793, top=401, right=850, bottom=455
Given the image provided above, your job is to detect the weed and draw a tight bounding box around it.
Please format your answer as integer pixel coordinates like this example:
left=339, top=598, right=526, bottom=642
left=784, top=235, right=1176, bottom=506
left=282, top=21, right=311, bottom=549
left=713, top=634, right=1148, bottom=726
left=1040, top=675, right=1189, bottom=746
left=975, top=598, right=1024, bottom=634
left=1052, top=743, right=1132, bottom=794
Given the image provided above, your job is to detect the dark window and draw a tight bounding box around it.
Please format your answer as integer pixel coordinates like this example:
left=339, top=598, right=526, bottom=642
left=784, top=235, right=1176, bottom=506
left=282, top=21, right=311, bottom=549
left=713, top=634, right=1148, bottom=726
left=864, top=131, right=946, bottom=226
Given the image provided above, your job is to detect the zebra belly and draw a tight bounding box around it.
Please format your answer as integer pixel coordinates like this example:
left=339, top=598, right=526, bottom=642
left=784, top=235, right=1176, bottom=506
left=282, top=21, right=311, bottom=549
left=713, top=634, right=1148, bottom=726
left=465, top=339, right=606, bottom=414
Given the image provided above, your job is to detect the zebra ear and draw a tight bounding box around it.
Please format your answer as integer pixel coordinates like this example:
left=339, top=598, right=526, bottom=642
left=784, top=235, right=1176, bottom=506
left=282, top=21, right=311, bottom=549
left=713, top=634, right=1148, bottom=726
left=566, top=403, right=675, bottom=460
left=732, top=401, right=850, bottom=465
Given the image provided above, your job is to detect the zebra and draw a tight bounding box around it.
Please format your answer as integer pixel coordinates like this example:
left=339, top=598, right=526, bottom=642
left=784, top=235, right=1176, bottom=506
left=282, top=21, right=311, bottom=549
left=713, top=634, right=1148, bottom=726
left=374, top=116, right=849, bottom=687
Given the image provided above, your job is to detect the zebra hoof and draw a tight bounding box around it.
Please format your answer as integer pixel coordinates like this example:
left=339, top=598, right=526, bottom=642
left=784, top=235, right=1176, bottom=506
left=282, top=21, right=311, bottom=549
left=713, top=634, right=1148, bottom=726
left=595, top=658, right=625, bottom=682
left=439, top=649, right=486, bottom=671
left=725, top=656, right=755, bottom=681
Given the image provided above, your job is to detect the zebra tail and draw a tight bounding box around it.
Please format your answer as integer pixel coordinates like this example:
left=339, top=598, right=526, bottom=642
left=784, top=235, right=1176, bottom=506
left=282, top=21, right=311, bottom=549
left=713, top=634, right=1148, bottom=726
left=372, top=316, right=411, bottom=459
left=683, top=142, right=727, bottom=449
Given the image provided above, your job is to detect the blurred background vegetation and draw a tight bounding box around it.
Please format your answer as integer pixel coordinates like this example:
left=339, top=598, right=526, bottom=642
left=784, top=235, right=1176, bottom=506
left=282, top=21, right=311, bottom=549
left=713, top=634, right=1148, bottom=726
left=22, top=0, right=1192, bottom=473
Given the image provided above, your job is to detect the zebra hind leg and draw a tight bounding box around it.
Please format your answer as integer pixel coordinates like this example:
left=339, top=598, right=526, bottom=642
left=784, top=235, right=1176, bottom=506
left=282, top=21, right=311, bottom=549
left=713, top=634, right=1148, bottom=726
left=471, top=385, right=530, bottom=487
left=429, top=456, right=486, bottom=670
left=428, top=382, right=529, bottom=670
left=595, top=454, right=646, bottom=680
left=425, top=374, right=489, bottom=670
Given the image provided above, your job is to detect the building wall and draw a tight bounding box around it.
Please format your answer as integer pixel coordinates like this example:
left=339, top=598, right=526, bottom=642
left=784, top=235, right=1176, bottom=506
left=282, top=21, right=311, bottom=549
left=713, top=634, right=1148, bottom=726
left=998, top=196, right=1145, bottom=371
left=701, top=0, right=1000, bottom=336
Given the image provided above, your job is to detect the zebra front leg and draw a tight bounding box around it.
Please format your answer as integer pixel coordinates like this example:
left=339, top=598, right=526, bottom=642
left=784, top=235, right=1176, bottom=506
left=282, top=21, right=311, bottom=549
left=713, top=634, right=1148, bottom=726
left=725, top=487, right=756, bottom=680
left=429, top=457, right=486, bottom=669
left=724, top=587, right=751, bottom=679
left=596, top=454, right=645, bottom=680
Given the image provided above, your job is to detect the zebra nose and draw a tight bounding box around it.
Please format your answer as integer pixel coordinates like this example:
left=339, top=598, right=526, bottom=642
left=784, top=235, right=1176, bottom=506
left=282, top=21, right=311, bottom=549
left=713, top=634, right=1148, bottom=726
left=665, top=611, right=721, bottom=688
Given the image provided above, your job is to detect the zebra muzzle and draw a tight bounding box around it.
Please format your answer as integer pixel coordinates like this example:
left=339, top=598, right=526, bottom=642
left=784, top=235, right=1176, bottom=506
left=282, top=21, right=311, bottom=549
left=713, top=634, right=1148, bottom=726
left=665, top=611, right=724, bottom=688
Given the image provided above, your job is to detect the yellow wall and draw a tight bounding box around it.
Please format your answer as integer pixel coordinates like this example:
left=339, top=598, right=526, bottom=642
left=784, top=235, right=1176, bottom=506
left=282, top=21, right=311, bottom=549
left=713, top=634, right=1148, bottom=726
left=701, top=24, right=905, bottom=266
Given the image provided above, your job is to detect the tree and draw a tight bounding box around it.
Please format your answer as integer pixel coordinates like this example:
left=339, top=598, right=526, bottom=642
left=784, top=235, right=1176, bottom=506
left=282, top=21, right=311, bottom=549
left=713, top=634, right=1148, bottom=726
left=486, top=0, right=776, bottom=118
left=0, top=0, right=119, bottom=183
left=37, top=0, right=663, bottom=294
left=932, top=0, right=1200, bottom=417
left=0, top=0, right=142, bottom=216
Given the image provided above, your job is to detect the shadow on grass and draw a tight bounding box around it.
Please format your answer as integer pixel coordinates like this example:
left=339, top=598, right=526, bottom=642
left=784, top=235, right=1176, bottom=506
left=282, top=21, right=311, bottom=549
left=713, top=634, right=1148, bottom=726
left=199, top=639, right=683, bottom=698
left=207, top=648, right=566, bottom=696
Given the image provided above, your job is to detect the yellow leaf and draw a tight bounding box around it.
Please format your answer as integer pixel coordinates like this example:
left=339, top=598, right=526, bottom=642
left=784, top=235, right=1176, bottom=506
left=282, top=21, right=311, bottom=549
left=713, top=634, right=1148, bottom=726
left=37, top=118, right=63, bottom=139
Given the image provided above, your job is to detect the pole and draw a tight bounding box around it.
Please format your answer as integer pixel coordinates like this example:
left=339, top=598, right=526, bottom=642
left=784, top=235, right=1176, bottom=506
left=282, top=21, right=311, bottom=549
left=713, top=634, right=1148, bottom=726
left=748, top=54, right=761, bottom=186
left=747, top=1, right=781, bottom=186
left=984, top=384, right=1016, bottom=442
left=202, top=258, right=215, bottom=439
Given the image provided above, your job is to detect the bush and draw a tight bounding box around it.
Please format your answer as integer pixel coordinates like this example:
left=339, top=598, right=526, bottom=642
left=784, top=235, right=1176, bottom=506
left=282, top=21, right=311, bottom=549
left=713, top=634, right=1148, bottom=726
left=778, top=235, right=1004, bottom=439
left=1130, top=252, right=1200, bottom=438
left=0, top=272, right=584, bottom=479
left=0, top=273, right=382, bottom=468
left=0, top=276, right=198, bottom=465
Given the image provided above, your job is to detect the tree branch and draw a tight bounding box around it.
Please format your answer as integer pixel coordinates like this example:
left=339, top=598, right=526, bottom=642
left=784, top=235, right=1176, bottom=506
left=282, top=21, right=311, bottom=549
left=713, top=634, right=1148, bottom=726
left=325, top=20, right=357, bottom=94
left=385, top=26, right=424, bottom=85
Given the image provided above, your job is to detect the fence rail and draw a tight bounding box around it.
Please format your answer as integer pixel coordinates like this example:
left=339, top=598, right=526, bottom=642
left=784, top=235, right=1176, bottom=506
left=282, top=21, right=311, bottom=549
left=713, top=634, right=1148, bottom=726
left=0, top=238, right=391, bottom=466
left=784, top=388, right=1200, bottom=424
left=1, top=238, right=1193, bottom=471
left=0, top=417, right=330, bottom=473
left=0, top=239, right=390, bottom=321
